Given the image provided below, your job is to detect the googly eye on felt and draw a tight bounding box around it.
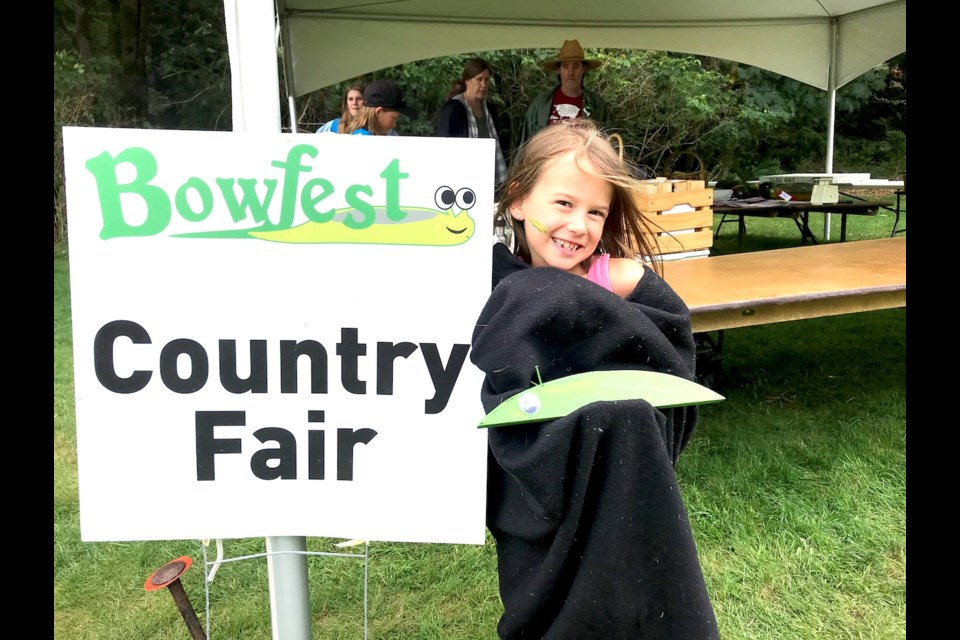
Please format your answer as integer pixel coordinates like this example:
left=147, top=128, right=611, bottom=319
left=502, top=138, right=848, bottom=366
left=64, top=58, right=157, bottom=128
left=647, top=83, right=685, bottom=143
left=518, top=392, right=541, bottom=415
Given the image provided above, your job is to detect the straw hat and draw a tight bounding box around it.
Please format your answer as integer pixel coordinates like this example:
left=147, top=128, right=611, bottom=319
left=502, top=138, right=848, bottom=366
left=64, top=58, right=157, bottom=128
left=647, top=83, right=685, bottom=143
left=539, top=39, right=603, bottom=71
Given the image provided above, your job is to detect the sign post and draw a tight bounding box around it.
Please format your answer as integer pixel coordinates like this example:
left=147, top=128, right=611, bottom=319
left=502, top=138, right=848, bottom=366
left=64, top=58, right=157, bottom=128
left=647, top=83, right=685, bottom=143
left=224, top=1, right=308, bottom=635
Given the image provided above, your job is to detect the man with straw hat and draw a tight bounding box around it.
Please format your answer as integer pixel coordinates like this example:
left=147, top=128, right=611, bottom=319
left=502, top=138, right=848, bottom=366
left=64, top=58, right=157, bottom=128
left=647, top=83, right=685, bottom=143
left=519, top=39, right=612, bottom=146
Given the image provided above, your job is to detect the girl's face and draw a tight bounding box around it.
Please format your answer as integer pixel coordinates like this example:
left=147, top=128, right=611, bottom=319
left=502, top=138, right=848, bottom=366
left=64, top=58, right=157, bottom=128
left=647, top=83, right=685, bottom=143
left=375, top=107, right=400, bottom=133
left=346, top=90, right=364, bottom=117
left=511, top=152, right=612, bottom=274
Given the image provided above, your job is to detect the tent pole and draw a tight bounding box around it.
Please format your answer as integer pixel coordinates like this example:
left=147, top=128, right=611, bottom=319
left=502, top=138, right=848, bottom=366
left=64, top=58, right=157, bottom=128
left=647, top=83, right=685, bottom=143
left=277, top=2, right=299, bottom=133
left=223, top=1, right=311, bottom=637
left=823, top=19, right=839, bottom=240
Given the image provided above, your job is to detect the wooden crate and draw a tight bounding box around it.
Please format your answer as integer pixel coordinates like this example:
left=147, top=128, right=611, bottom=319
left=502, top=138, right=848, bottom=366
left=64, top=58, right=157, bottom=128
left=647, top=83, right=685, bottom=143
left=632, top=179, right=714, bottom=260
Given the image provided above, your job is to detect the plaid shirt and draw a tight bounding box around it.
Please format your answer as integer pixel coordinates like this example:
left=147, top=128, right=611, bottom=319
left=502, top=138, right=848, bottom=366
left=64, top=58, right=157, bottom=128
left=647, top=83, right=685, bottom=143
left=452, top=94, right=508, bottom=188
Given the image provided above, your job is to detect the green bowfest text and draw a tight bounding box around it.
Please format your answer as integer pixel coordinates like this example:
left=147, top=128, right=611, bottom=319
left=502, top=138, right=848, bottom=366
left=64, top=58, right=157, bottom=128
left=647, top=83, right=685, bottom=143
left=84, top=144, right=410, bottom=237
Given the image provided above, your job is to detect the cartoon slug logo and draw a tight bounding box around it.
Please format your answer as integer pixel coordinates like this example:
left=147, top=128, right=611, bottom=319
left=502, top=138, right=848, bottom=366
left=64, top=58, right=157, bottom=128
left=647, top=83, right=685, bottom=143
left=250, top=186, right=476, bottom=246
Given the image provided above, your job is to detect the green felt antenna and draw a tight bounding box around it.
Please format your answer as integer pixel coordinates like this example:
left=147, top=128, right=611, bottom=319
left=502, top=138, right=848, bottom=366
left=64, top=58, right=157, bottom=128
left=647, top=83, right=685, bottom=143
left=479, top=370, right=724, bottom=428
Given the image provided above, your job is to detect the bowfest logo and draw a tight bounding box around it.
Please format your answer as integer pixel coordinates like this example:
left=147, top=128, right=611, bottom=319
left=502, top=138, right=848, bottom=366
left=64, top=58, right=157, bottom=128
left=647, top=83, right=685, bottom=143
left=83, top=143, right=478, bottom=246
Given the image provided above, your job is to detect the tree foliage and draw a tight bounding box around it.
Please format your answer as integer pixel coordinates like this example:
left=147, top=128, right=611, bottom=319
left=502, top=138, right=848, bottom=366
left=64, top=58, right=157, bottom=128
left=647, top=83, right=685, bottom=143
left=304, top=49, right=905, bottom=183
left=53, top=2, right=906, bottom=248
left=55, top=0, right=233, bottom=129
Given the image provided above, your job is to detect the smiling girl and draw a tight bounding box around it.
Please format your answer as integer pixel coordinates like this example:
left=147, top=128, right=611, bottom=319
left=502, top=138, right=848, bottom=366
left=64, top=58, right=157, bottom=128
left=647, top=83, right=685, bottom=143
left=478, top=120, right=716, bottom=638
left=494, top=119, right=663, bottom=298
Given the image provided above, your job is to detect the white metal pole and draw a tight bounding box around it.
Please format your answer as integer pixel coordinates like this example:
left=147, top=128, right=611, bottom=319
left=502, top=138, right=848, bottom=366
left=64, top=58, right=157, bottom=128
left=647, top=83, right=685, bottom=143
left=223, top=1, right=311, bottom=638
left=266, top=538, right=312, bottom=640
left=824, top=19, right=838, bottom=240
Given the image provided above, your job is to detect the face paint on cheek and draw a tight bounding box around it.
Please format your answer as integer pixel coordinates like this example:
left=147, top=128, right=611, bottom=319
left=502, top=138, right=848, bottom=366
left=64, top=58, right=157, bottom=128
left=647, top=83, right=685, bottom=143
left=529, top=218, right=551, bottom=235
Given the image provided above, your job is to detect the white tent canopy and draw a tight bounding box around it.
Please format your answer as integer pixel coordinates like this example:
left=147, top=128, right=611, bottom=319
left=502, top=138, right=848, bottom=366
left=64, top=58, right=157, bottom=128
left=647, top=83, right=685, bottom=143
left=275, top=0, right=906, bottom=98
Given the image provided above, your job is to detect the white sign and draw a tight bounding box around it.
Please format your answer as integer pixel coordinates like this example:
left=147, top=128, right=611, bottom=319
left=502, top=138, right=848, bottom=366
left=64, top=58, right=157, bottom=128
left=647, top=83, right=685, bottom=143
left=62, top=127, right=494, bottom=544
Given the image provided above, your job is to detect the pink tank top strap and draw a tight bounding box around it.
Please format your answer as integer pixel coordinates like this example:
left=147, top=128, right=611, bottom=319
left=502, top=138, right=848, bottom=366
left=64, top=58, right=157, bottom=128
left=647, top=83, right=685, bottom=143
left=585, top=253, right=613, bottom=292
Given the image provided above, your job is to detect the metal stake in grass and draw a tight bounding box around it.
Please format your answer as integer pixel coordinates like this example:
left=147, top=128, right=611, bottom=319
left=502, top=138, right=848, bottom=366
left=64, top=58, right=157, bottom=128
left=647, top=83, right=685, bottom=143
left=144, top=556, right=206, bottom=640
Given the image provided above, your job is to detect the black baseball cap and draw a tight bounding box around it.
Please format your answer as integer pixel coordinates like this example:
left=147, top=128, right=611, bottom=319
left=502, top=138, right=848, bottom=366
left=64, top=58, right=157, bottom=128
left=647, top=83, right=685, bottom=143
left=363, top=79, right=418, bottom=119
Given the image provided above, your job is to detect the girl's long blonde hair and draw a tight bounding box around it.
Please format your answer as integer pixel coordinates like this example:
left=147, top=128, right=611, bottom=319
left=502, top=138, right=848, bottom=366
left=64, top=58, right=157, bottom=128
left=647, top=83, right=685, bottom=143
left=342, top=105, right=392, bottom=136
left=495, top=119, right=663, bottom=275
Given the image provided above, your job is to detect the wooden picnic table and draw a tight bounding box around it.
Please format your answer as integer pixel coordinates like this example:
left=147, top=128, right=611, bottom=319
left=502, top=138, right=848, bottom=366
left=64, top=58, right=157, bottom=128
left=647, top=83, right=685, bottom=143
left=661, top=236, right=906, bottom=333
left=712, top=198, right=886, bottom=248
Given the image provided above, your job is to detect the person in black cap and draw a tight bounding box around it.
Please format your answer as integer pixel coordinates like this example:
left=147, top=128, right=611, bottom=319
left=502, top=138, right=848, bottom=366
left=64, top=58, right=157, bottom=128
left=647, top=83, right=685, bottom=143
left=343, top=79, right=418, bottom=135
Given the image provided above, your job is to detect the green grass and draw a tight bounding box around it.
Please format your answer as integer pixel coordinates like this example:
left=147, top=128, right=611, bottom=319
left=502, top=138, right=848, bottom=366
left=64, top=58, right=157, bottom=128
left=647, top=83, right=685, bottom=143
left=53, top=201, right=905, bottom=639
